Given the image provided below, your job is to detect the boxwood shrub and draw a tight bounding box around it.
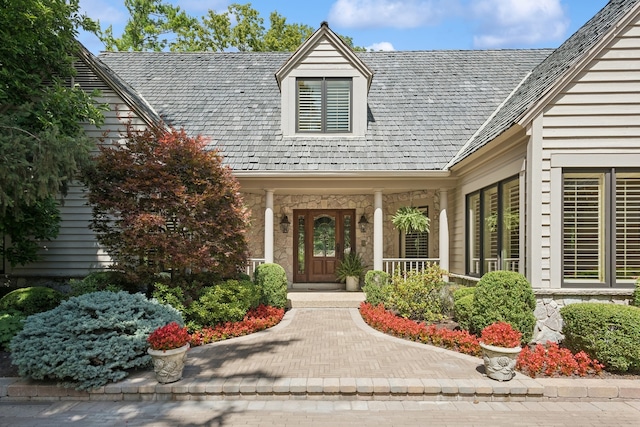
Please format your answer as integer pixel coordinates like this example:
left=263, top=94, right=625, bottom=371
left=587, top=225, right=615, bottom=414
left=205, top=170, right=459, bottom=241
left=10, top=291, right=182, bottom=390
left=254, top=263, right=288, bottom=309
left=560, top=302, right=640, bottom=373
left=362, top=270, right=390, bottom=307
left=0, top=286, right=64, bottom=316
left=187, top=279, right=261, bottom=329
left=469, top=270, right=536, bottom=344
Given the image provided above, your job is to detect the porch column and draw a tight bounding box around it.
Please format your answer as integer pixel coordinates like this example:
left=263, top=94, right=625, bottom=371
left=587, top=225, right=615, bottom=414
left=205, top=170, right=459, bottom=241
left=438, top=189, right=450, bottom=281
left=373, top=190, right=383, bottom=271
left=264, top=189, right=274, bottom=264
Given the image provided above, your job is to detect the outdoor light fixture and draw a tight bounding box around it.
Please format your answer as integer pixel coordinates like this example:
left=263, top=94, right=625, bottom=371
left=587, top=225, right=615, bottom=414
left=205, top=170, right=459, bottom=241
left=280, top=215, right=291, bottom=233
left=358, top=214, right=369, bottom=232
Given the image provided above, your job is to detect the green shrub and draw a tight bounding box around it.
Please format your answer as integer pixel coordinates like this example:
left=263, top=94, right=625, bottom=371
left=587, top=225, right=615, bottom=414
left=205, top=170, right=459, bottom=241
left=10, top=291, right=182, bottom=390
left=454, top=294, right=474, bottom=331
left=385, top=264, right=446, bottom=322
left=69, top=270, right=135, bottom=296
left=453, top=286, right=475, bottom=301
left=561, top=303, right=640, bottom=373
left=0, top=310, right=25, bottom=350
left=363, top=270, right=391, bottom=306
left=151, top=282, right=187, bottom=314
left=254, top=263, right=288, bottom=308
left=469, top=270, right=536, bottom=344
left=631, top=278, right=640, bottom=308
left=187, top=279, right=260, bottom=329
left=0, top=286, right=64, bottom=316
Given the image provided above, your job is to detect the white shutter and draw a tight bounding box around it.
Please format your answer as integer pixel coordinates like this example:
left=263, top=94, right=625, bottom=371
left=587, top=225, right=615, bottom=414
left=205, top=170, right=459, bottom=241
left=297, top=80, right=322, bottom=131
left=325, top=80, right=351, bottom=132
left=616, top=174, right=640, bottom=282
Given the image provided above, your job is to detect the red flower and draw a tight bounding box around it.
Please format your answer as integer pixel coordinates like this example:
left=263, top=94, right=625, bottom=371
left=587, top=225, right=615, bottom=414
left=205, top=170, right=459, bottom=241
left=147, top=322, right=191, bottom=351
left=480, top=322, right=522, bottom=348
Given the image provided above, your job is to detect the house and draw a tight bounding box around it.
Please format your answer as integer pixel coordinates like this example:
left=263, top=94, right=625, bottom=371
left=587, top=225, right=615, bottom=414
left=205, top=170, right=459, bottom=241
left=4, top=0, right=640, bottom=340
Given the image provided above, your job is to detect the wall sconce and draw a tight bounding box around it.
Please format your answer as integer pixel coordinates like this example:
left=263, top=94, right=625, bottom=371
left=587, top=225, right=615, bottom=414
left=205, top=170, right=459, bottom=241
left=280, top=215, right=290, bottom=233
left=358, top=214, right=369, bottom=233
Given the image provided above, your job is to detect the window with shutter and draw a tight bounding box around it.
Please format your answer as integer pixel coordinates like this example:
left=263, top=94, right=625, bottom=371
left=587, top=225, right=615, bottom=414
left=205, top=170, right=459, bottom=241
left=297, top=78, right=351, bottom=133
left=402, top=207, right=428, bottom=258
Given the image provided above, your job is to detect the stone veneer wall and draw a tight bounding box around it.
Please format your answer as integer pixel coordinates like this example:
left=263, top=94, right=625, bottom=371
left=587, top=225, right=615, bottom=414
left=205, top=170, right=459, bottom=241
left=241, top=190, right=439, bottom=284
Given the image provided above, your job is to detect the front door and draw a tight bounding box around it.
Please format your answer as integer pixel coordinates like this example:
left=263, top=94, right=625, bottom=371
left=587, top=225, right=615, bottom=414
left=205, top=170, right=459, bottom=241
left=293, top=209, right=356, bottom=283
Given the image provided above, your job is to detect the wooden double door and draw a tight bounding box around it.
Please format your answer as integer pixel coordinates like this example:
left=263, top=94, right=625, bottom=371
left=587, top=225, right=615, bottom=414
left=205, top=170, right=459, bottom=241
left=293, top=209, right=356, bottom=283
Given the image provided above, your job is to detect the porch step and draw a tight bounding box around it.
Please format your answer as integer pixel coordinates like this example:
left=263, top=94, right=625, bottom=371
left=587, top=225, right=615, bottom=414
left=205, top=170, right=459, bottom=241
left=286, top=291, right=365, bottom=308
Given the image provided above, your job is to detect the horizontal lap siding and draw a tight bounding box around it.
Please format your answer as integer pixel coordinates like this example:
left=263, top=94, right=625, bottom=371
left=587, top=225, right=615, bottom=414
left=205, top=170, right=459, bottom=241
left=9, top=60, right=146, bottom=277
left=540, top=18, right=640, bottom=288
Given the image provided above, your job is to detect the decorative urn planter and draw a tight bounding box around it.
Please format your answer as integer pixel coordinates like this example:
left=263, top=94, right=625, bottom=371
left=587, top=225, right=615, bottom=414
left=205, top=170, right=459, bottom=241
left=479, top=342, right=522, bottom=381
left=345, top=276, right=359, bottom=292
left=148, top=343, right=190, bottom=384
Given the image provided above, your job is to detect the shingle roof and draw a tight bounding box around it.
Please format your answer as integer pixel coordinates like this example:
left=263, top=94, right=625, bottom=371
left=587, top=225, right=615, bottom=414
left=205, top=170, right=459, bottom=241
left=449, top=0, right=640, bottom=167
left=99, top=49, right=550, bottom=172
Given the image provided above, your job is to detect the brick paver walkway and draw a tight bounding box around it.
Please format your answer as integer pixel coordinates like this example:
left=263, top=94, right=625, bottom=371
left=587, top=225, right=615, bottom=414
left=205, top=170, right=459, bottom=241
left=185, top=308, right=490, bottom=380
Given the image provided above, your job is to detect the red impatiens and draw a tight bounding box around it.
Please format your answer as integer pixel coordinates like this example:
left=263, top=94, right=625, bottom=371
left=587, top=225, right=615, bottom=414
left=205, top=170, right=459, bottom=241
left=517, top=342, right=604, bottom=377
left=480, top=322, right=522, bottom=348
left=189, top=305, right=285, bottom=347
left=147, top=322, right=191, bottom=351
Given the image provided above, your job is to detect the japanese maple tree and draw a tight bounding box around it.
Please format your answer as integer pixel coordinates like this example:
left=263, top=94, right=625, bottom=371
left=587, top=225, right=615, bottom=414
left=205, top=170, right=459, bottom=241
left=83, top=124, right=249, bottom=282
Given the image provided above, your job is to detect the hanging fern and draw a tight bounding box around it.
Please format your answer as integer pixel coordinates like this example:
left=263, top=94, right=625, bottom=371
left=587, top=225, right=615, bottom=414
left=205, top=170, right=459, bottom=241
left=391, top=206, right=430, bottom=234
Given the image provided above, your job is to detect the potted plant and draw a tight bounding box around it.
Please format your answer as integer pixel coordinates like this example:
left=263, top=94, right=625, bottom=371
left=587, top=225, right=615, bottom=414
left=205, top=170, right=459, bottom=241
left=336, top=252, right=365, bottom=291
left=391, top=206, right=430, bottom=234
left=147, top=322, right=191, bottom=384
left=478, top=322, right=522, bottom=381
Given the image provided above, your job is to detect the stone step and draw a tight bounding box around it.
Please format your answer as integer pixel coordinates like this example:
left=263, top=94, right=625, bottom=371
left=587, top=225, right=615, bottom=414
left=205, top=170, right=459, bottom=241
left=286, top=291, right=365, bottom=308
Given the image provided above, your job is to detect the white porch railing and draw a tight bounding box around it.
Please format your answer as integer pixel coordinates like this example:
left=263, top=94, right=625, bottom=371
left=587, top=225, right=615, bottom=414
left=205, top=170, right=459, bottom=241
left=382, top=258, right=440, bottom=276
left=246, top=258, right=266, bottom=277
left=471, top=258, right=520, bottom=274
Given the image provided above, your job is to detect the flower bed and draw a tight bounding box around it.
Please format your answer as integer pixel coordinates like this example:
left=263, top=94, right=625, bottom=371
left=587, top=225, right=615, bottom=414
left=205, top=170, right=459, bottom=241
left=189, top=304, right=284, bottom=346
left=360, top=302, right=603, bottom=378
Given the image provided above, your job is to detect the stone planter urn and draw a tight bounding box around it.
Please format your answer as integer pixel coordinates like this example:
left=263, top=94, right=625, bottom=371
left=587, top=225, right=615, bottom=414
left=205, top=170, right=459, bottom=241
left=345, top=276, right=359, bottom=292
left=479, top=342, right=522, bottom=381
left=148, top=343, right=189, bottom=384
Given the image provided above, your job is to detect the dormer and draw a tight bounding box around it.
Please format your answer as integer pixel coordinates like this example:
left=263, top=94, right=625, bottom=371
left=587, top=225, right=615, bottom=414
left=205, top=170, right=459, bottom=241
left=275, top=22, right=374, bottom=137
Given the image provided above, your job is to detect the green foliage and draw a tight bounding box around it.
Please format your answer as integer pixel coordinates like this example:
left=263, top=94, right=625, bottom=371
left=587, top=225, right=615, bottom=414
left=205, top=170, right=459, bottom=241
left=362, top=270, right=391, bottom=306
left=560, top=303, right=640, bottom=373
left=335, top=252, right=366, bottom=283
left=0, top=0, right=104, bottom=265
left=0, top=310, right=26, bottom=350
left=385, top=265, right=446, bottom=322
left=151, top=282, right=188, bottom=314
left=254, top=263, right=288, bottom=309
left=69, top=270, right=137, bottom=296
left=83, top=124, right=249, bottom=281
left=469, top=271, right=536, bottom=344
left=631, top=278, right=640, bottom=308
left=391, top=206, right=430, bottom=234
left=99, top=1, right=363, bottom=52
left=0, top=287, right=64, bottom=316
left=453, top=286, right=476, bottom=301
left=454, top=295, right=475, bottom=331
left=10, top=291, right=182, bottom=390
left=187, top=280, right=260, bottom=329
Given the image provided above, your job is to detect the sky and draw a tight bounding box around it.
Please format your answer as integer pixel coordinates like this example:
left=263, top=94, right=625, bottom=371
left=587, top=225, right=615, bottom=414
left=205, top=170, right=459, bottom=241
left=77, top=0, right=609, bottom=54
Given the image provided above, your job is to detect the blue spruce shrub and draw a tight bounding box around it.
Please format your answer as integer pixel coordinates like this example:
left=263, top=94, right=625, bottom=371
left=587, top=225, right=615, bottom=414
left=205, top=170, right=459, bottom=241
left=10, top=291, right=182, bottom=390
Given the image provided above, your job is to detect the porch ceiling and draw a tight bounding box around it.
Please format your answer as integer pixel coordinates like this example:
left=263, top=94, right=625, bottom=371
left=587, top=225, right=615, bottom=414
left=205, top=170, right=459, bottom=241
left=236, top=171, right=455, bottom=195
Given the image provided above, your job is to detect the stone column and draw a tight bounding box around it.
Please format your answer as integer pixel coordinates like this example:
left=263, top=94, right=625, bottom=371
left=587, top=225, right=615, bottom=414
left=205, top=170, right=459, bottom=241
left=438, top=189, right=449, bottom=282
left=264, top=189, right=274, bottom=264
left=374, top=190, right=383, bottom=271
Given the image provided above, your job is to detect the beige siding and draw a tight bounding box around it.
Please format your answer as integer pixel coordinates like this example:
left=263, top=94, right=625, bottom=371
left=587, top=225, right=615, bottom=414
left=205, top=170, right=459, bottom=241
left=538, top=16, right=640, bottom=288
left=9, top=60, right=147, bottom=277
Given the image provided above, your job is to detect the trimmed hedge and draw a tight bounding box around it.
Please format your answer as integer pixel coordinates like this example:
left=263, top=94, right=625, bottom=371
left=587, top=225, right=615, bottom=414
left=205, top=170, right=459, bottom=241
left=254, top=263, right=288, bottom=309
left=560, top=302, right=640, bottom=373
left=469, top=270, right=536, bottom=344
left=10, top=291, right=182, bottom=390
left=0, top=286, right=64, bottom=316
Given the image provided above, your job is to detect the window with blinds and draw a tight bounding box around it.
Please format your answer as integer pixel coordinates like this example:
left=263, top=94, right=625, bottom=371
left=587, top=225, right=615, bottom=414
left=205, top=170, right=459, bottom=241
left=403, top=207, right=428, bottom=258
left=562, top=170, right=640, bottom=287
left=297, top=78, right=351, bottom=133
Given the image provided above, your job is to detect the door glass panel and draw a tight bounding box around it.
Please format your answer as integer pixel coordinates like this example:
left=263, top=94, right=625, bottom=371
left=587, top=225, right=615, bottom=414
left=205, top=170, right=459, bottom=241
left=297, top=215, right=305, bottom=275
left=344, top=214, right=352, bottom=255
left=313, top=214, right=336, bottom=257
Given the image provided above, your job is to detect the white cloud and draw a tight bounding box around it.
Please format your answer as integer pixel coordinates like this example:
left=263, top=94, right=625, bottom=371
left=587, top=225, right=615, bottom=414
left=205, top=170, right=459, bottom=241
left=367, top=41, right=396, bottom=51
left=328, top=0, right=449, bottom=29
left=470, top=0, right=569, bottom=48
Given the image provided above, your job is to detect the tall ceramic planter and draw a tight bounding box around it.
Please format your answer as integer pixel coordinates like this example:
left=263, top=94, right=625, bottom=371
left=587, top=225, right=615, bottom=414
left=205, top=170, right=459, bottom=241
left=148, top=343, right=189, bottom=384
left=346, top=276, right=359, bottom=292
left=479, top=342, right=521, bottom=381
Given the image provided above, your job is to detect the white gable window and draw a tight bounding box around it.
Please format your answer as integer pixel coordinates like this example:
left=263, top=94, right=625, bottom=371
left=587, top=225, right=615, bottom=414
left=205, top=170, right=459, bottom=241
left=297, top=78, right=351, bottom=133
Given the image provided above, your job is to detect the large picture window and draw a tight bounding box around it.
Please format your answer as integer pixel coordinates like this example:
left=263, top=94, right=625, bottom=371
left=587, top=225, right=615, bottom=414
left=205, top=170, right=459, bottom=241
left=466, top=176, right=520, bottom=276
left=297, top=78, right=351, bottom=133
left=563, top=169, right=640, bottom=287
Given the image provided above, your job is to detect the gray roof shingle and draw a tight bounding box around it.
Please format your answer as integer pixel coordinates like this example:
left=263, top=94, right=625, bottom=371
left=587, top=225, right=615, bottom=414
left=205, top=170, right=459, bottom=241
left=99, top=49, right=550, bottom=172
